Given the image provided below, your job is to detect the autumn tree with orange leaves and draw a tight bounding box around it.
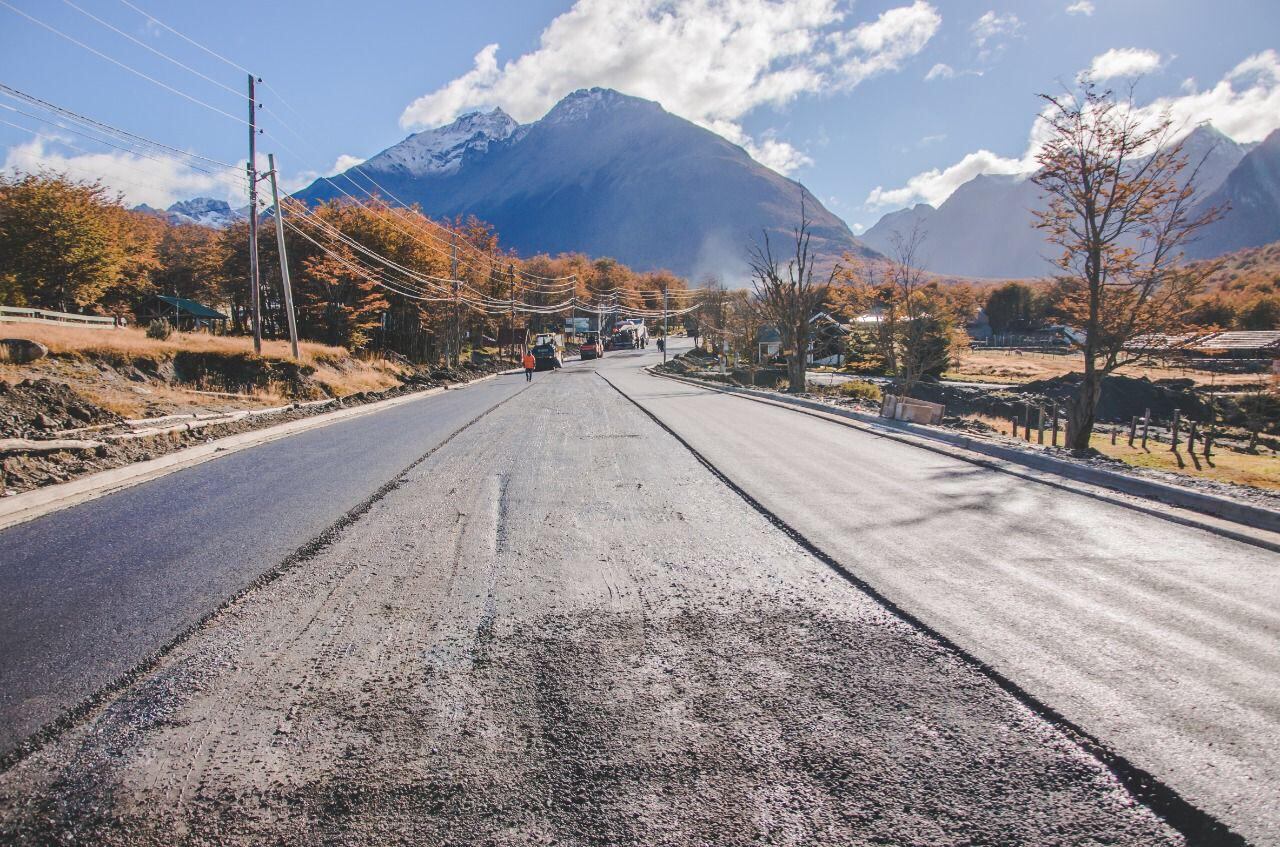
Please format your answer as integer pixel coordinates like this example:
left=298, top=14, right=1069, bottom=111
left=1032, top=82, right=1224, bottom=449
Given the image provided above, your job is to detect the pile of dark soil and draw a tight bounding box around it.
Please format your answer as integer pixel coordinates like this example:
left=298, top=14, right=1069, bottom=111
left=1023, top=373, right=1209, bottom=422
left=906, top=373, right=1210, bottom=424
left=0, top=379, right=120, bottom=437
left=171, top=352, right=328, bottom=400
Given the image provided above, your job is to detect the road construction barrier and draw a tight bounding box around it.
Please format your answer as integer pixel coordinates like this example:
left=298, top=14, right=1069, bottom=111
left=881, top=394, right=945, bottom=425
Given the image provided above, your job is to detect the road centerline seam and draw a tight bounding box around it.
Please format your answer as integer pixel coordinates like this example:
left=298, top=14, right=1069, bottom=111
left=597, top=369, right=1246, bottom=847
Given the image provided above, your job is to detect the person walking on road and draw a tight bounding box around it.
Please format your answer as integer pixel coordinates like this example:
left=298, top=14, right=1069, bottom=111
left=522, top=350, right=536, bottom=382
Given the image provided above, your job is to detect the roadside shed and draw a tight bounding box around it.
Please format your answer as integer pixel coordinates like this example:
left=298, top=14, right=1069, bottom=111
left=142, top=295, right=229, bottom=332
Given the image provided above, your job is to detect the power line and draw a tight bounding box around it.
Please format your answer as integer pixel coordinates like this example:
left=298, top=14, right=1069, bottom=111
left=0, top=0, right=249, bottom=126
left=0, top=118, right=246, bottom=201
left=0, top=102, right=242, bottom=181
left=0, top=83, right=241, bottom=171
left=115, top=0, right=251, bottom=75
left=60, top=0, right=249, bottom=103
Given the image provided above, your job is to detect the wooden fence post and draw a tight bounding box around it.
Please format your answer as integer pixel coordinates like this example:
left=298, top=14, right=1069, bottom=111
left=1011, top=416, right=1019, bottom=439
left=1051, top=404, right=1059, bottom=447
left=1128, top=416, right=1137, bottom=447
left=1037, top=406, right=1045, bottom=445
left=1171, top=408, right=1181, bottom=451
left=1141, top=409, right=1151, bottom=449
left=1188, top=420, right=1198, bottom=451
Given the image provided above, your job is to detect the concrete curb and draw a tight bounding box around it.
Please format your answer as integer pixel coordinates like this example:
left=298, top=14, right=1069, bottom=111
left=649, top=369, right=1280, bottom=543
left=0, top=373, right=503, bottom=532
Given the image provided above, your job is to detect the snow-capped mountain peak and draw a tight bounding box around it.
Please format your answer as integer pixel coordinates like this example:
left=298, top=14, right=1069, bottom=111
left=132, top=197, right=240, bottom=228
left=542, top=88, right=651, bottom=125
left=364, top=107, right=521, bottom=177
left=167, top=197, right=235, bottom=226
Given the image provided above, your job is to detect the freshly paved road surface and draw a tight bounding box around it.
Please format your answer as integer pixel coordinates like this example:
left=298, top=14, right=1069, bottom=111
left=0, top=375, right=526, bottom=752
left=1, top=348, right=1184, bottom=846
left=607, top=346, right=1279, bottom=845
left=1, top=341, right=1273, bottom=844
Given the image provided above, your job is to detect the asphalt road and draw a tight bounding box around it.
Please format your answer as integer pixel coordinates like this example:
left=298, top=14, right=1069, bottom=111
left=606, top=344, right=1279, bottom=845
left=1, top=346, right=1183, bottom=846
left=0, top=375, right=527, bottom=753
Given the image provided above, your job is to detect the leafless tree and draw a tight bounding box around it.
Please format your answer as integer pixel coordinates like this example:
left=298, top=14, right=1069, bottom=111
left=748, top=189, right=837, bottom=393
left=1032, top=80, right=1224, bottom=449
left=885, top=223, right=955, bottom=398
left=696, top=275, right=728, bottom=355
left=723, top=290, right=764, bottom=382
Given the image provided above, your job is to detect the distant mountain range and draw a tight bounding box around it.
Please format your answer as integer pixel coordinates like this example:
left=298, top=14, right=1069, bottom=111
left=135, top=197, right=243, bottom=228
left=862, top=124, right=1280, bottom=278
left=292, top=88, right=876, bottom=281
left=154, top=99, right=1279, bottom=284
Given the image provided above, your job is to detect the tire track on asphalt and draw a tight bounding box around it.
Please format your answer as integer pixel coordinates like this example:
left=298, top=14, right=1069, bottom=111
left=0, top=383, right=531, bottom=775
left=598, top=369, right=1246, bottom=847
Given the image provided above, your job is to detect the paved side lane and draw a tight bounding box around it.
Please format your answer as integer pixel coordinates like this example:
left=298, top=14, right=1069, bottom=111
left=0, top=375, right=528, bottom=755
left=605, top=362, right=1280, bottom=846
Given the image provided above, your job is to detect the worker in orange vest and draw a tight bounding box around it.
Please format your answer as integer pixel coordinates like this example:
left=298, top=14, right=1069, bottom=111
left=522, top=350, right=536, bottom=382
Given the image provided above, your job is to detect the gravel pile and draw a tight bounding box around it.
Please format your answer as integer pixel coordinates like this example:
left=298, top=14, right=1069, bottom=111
left=0, top=378, right=120, bottom=437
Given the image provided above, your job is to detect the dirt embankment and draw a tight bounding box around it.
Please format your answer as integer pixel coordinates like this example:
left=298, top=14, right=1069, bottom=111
left=0, top=345, right=509, bottom=495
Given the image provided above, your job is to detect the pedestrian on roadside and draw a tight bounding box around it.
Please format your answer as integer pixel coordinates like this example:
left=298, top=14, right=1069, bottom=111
left=523, top=350, right=536, bottom=382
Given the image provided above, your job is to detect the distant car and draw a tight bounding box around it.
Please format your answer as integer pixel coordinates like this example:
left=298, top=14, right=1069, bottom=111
left=580, top=332, right=604, bottom=360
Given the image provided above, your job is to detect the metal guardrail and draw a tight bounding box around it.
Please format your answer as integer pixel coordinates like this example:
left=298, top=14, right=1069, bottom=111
left=0, top=306, right=119, bottom=328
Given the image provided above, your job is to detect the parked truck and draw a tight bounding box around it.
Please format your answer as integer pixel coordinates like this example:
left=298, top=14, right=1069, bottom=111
left=608, top=320, right=649, bottom=350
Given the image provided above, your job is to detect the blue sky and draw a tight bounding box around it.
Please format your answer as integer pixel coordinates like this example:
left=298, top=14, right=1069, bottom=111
left=2, top=0, right=1277, bottom=235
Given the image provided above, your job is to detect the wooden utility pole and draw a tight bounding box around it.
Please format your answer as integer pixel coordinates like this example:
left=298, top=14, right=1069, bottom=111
left=266, top=154, right=299, bottom=359
left=662, top=285, right=669, bottom=363
left=508, top=263, right=516, bottom=362
left=450, top=235, right=459, bottom=366
left=247, top=74, right=262, bottom=354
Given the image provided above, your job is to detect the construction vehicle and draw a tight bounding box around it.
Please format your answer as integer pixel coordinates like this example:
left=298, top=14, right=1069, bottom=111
left=530, top=332, right=563, bottom=371
left=580, top=331, right=604, bottom=360
left=608, top=320, right=649, bottom=350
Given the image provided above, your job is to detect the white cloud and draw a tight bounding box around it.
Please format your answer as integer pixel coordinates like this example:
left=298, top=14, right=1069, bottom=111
left=925, top=62, right=953, bottom=81
left=1065, top=1, right=1094, bottom=16
left=865, top=49, right=1280, bottom=210
left=1132, top=49, right=1280, bottom=144
left=330, top=154, right=365, bottom=174
left=2, top=133, right=245, bottom=209
left=831, top=1, right=942, bottom=87
left=274, top=154, right=370, bottom=195
left=0, top=134, right=353, bottom=206
left=399, top=0, right=940, bottom=175
left=1086, top=47, right=1163, bottom=81
left=970, top=11, right=1022, bottom=49
left=866, top=149, right=1030, bottom=209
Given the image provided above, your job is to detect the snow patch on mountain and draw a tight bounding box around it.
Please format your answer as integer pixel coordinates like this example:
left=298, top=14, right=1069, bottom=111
left=542, top=88, right=650, bottom=125
left=166, top=198, right=239, bottom=228
left=134, top=197, right=241, bottom=228
left=362, top=108, right=520, bottom=177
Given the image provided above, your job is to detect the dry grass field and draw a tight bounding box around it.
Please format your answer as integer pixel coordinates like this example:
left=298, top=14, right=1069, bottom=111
left=4, top=323, right=351, bottom=362
left=970, top=413, right=1280, bottom=491
left=948, top=348, right=1263, bottom=388
left=0, top=324, right=408, bottom=417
